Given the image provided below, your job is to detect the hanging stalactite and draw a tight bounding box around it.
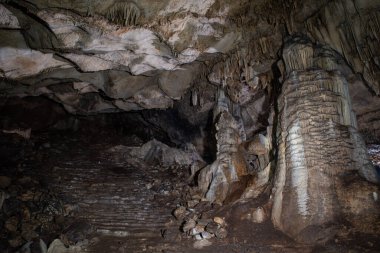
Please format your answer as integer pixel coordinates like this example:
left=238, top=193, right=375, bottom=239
left=105, top=1, right=141, bottom=26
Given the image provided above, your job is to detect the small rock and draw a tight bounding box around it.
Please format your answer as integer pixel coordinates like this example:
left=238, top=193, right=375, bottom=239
left=193, top=239, right=212, bottom=249
left=194, top=234, right=203, bottom=240
left=0, top=176, right=11, bottom=188
left=161, top=228, right=181, bottom=242
left=215, top=227, right=228, bottom=239
left=47, top=239, right=67, bottom=253
left=251, top=207, right=267, bottom=223
left=196, top=219, right=211, bottom=226
left=201, top=231, right=213, bottom=239
left=213, top=217, right=226, bottom=227
left=205, top=221, right=219, bottom=234
left=5, top=216, right=19, bottom=232
left=182, top=219, right=196, bottom=233
left=173, top=206, right=186, bottom=220
left=187, top=199, right=199, bottom=208
left=190, top=225, right=205, bottom=236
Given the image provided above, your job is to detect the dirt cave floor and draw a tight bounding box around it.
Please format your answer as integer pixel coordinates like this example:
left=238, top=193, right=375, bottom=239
left=0, top=129, right=380, bottom=253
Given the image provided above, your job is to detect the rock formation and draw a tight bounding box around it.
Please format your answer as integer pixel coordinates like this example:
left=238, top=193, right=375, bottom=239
left=271, top=37, right=379, bottom=243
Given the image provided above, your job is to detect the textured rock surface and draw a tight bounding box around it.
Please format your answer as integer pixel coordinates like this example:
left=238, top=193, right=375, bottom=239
left=271, top=39, right=379, bottom=243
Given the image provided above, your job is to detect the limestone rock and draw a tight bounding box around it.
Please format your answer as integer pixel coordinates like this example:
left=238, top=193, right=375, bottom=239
left=173, top=206, right=187, bottom=220
left=205, top=221, right=219, bottom=234
left=215, top=227, right=228, bottom=239
left=47, top=239, right=69, bottom=253
left=271, top=39, right=380, bottom=244
left=200, top=231, right=213, bottom=239
left=0, top=4, right=19, bottom=29
left=159, top=63, right=204, bottom=100
left=198, top=90, right=249, bottom=204
left=0, top=47, right=71, bottom=79
left=213, top=217, right=226, bottom=227
left=182, top=218, right=196, bottom=233
left=250, top=207, right=267, bottom=223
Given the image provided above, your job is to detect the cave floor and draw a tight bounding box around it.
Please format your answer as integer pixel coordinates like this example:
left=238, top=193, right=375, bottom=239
left=1, top=130, right=379, bottom=253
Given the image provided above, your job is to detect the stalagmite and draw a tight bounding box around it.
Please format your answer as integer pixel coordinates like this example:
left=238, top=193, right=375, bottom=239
left=272, top=37, right=380, bottom=244
left=198, top=89, right=248, bottom=204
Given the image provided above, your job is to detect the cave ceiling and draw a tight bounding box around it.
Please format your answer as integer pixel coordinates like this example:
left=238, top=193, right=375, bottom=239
left=0, top=0, right=379, bottom=115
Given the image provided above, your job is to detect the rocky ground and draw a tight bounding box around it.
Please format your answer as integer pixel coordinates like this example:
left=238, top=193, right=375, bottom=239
left=1, top=129, right=379, bottom=253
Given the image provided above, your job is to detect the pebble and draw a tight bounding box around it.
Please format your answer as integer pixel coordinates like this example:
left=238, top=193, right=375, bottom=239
left=194, top=234, right=203, bottom=240
left=201, top=231, right=213, bottom=239
left=173, top=206, right=186, bottom=220
left=251, top=207, right=266, bottom=223
left=213, top=216, right=226, bottom=227
left=182, top=218, right=196, bottom=233
left=205, top=221, right=219, bottom=234
left=190, top=225, right=205, bottom=236
left=215, top=227, right=228, bottom=239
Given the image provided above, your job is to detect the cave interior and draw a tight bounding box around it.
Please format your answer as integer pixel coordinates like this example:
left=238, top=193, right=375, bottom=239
left=0, top=0, right=380, bottom=252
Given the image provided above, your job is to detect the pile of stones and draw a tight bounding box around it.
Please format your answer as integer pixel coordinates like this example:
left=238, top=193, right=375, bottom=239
left=0, top=175, right=76, bottom=252
left=172, top=200, right=228, bottom=249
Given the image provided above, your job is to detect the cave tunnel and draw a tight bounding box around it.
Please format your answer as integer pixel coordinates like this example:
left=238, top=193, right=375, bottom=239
left=0, top=0, right=380, bottom=252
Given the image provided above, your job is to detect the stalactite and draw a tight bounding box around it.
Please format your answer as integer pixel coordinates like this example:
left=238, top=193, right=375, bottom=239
left=191, top=89, right=198, bottom=106
left=105, top=1, right=141, bottom=26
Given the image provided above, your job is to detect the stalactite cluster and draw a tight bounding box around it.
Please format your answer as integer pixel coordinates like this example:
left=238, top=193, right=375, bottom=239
left=105, top=1, right=140, bottom=26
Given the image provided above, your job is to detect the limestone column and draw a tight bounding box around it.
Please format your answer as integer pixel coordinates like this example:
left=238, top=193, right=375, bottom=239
left=271, top=37, right=379, bottom=243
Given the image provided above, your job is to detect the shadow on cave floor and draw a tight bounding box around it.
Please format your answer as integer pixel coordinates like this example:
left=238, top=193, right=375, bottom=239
left=1, top=129, right=380, bottom=253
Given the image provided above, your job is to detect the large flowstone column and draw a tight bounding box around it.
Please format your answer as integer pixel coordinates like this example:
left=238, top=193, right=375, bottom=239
left=271, top=38, right=379, bottom=243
